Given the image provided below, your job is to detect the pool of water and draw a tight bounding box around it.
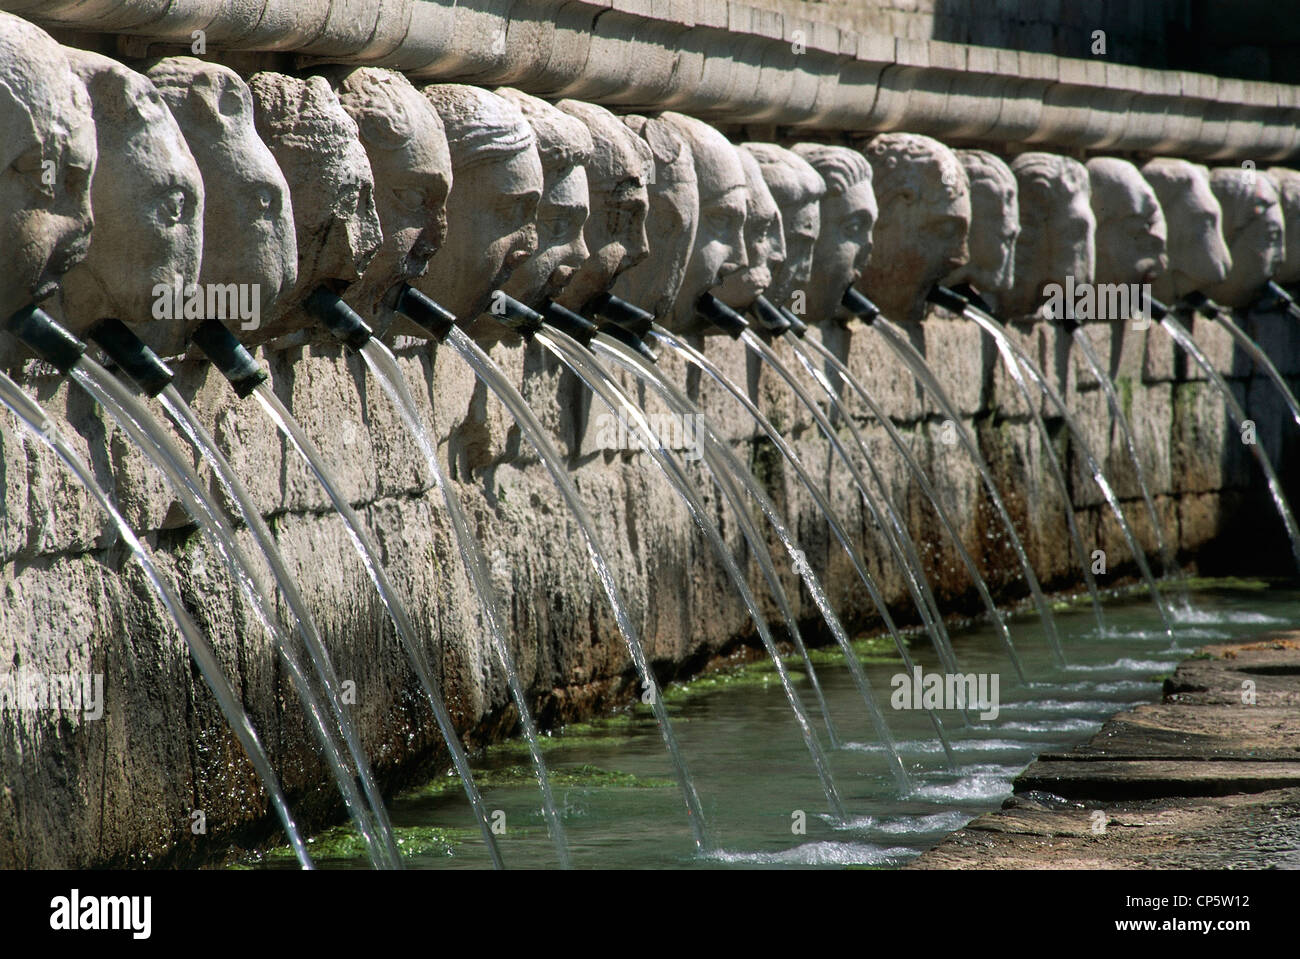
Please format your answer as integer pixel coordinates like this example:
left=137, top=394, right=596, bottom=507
left=246, top=580, right=1300, bottom=869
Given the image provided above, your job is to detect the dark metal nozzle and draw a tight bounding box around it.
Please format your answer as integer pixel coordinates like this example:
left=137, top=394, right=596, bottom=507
left=5, top=304, right=86, bottom=375
left=588, top=292, right=654, bottom=336
left=751, top=296, right=791, bottom=335
left=694, top=293, right=748, bottom=338
left=86, top=318, right=175, bottom=398
left=541, top=300, right=598, bottom=345
left=394, top=284, right=456, bottom=341
left=778, top=306, right=808, bottom=337
left=841, top=287, right=880, bottom=322
left=1255, top=280, right=1300, bottom=319
left=485, top=291, right=544, bottom=340
left=1183, top=290, right=1220, bottom=318
left=596, top=322, right=659, bottom=363
left=305, top=285, right=373, bottom=351
left=190, top=319, right=268, bottom=399
left=926, top=284, right=970, bottom=314
left=948, top=282, right=994, bottom=316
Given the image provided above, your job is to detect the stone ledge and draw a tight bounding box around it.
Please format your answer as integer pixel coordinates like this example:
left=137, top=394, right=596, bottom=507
left=909, top=635, right=1300, bottom=868
left=8, top=0, right=1298, bottom=159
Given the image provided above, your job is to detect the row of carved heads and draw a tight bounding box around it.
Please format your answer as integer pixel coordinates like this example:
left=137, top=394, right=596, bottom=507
left=4, top=11, right=1296, bottom=371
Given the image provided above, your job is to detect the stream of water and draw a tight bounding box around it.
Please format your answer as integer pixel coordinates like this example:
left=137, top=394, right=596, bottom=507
left=245, top=581, right=1298, bottom=869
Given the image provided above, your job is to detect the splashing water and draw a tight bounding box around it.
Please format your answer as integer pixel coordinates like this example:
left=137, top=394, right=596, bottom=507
left=249, top=378, right=505, bottom=868
left=441, top=326, right=713, bottom=851
left=0, top=370, right=313, bottom=868
left=355, top=338, right=571, bottom=867
left=537, top=327, right=847, bottom=816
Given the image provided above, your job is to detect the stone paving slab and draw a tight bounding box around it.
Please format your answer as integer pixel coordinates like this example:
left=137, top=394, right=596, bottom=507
left=909, top=633, right=1300, bottom=868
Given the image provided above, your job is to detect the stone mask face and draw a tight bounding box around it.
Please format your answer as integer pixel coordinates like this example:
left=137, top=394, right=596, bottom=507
left=742, top=143, right=824, bottom=313
left=551, top=100, right=651, bottom=313
left=713, top=145, right=784, bottom=312
left=1006, top=152, right=1094, bottom=316
left=1087, top=156, right=1167, bottom=289
left=416, top=84, right=540, bottom=323
left=328, top=67, right=451, bottom=335
left=1267, top=168, right=1300, bottom=286
left=663, top=112, right=747, bottom=331
left=944, top=149, right=1018, bottom=295
left=609, top=115, right=698, bottom=320
left=147, top=57, right=297, bottom=345
left=0, top=14, right=96, bottom=331
left=791, top=143, right=875, bottom=323
left=495, top=89, right=592, bottom=310
left=57, top=50, right=202, bottom=354
left=768, top=199, right=819, bottom=309
left=860, top=133, right=970, bottom=322
left=250, top=71, right=382, bottom=344
left=1205, top=166, right=1286, bottom=307
left=1142, top=158, right=1232, bottom=303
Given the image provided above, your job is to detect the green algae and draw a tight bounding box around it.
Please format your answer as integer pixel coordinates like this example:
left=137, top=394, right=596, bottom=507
left=406, top=762, right=673, bottom=799
left=250, top=823, right=473, bottom=864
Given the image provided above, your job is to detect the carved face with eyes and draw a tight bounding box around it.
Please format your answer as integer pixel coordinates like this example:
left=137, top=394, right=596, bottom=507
left=1205, top=166, right=1286, bottom=308
left=1142, top=158, right=1231, bottom=303
left=551, top=99, right=651, bottom=312
left=416, top=84, right=540, bottom=322
left=860, top=133, right=969, bottom=322
left=250, top=72, right=382, bottom=340
left=495, top=89, right=592, bottom=310
left=521, top=162, right=589, bottom=301
left=1087, top=157, right=1167, bottom=289
left=146, top=57, right=297, bottom=344
left=58, top=49, right=204, bottom=349
left=943, top=149, right=1018, bottom=295
left=768, top=199, right=819, bottom=308
left=661, top=113, right=748, bottom=331
left=608, top=115, right=699, bottom=319
left=1005, top=152, right=1093, bottom=316
left=714, top=146, right=785, bottom=311
left=791, top=143, right=876, bottom=323
left=0, top=15, right=96, bottom=325
left=325, top=68, right=451, bottom=331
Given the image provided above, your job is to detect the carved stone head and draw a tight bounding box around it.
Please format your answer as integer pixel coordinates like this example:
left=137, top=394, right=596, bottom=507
left=57, top=49, right=202, bottom=356
left=550, top=99, right=651, bottom=313
left=1267, top=168, right=1300, bottom=286
left=147, top=57, right=297, bottom=344
left=1141, top=158, right=1232, bottom=302
left=860, top=134, right=970, bottom=322
left=791, top=143, right=875, bottom=323
left=943, top=149, right=1017, bottom=295
left=250, top=71, right=382, bottom=345
left=0, top=14, right=95, bottom=333
left=662, top=112, right=748, bottom=331
left=713, top=146, right=785, bottom=312
left=608, top=115, right=698, bottom=320
left=416, top=84, right=540, bottom=323
left=1005, top=152, right=1094, bottom=316
left=495, top=89, right=592, bottom=310
left=1205, top=166, right=1286, bottom=307
left=1086, top=156, right=1167, bottom=289
left=743, top=143, right=825, bottom=312
left=324, top=67, right=451, bottom=334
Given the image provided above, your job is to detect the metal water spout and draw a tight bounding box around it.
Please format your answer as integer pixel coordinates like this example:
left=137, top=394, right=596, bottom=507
left=1248, top=281, right=1300, bottom=319
left=586, top=292, right=659, bottom=362
left=749, top=295, right=792, bottom=335
left=694, top=292, right=748, bottom=338
left=841, top=286, right=881, bottom=323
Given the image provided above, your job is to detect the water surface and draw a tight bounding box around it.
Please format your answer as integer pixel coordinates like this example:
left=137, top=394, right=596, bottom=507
left=248, top=581, right=1299, bottom=869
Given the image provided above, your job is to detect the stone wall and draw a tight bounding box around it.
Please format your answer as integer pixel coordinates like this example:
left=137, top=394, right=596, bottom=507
left=2, top=302, right=1296, bottom=867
